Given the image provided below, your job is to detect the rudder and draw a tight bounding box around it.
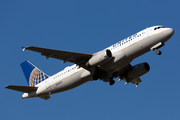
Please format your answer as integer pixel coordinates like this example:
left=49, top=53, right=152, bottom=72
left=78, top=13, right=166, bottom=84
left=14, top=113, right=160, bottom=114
left=20, top=61, right=49, bottom=86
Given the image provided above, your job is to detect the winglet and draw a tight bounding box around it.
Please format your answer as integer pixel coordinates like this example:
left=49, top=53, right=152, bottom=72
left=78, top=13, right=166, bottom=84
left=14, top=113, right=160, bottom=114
left=22, top=47, right=25, bottom=51
left=22, top=46, right=34, bottom=51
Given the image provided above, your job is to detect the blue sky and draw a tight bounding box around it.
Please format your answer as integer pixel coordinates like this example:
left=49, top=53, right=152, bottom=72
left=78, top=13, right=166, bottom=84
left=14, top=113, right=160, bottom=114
left=1, top=0, right=180, bottom=120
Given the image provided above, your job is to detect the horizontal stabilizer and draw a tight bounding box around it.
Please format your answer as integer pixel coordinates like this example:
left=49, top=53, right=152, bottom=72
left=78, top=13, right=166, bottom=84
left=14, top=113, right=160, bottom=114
left=5, top=85, right=38, bottom=93
left=39, top=94, right=51, bottom=100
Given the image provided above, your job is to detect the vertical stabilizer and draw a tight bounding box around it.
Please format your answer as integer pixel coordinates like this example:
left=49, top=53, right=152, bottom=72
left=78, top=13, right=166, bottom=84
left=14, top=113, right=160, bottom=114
left=20, top=61, right=49, bottom=86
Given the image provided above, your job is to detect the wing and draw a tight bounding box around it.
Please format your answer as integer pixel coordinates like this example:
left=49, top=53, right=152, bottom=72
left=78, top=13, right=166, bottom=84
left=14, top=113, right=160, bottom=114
left=23, top=46, right=92, bottom=65
left=115, top=64, right=142, bottom=87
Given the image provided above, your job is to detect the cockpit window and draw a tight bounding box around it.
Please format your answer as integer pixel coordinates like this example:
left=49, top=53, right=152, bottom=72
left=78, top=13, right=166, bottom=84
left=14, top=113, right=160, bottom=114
left=154, top=26, right=165, bottom=30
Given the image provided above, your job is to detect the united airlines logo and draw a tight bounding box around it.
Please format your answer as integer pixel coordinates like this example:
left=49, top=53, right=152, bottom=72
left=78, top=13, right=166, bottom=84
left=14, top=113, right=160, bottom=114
left=29, top=68, right=49, bottom=86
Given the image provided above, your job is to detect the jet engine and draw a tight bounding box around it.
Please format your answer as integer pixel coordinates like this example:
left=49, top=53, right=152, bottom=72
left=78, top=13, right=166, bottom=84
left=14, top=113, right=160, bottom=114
left=86, top=49, right=112, bottom=67
left=125, top=62, right=150, bottom=79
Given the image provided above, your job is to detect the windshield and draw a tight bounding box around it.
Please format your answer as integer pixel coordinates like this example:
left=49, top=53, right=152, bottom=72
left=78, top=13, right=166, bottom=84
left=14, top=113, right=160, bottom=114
left=154, top=26, right=165, bottom=30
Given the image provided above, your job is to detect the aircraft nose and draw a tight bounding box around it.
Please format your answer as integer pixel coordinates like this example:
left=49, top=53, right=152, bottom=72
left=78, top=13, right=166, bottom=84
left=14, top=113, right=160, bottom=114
left=162, top=28, right=174, bottom=41
left=166, top=28, right=174, bottom=38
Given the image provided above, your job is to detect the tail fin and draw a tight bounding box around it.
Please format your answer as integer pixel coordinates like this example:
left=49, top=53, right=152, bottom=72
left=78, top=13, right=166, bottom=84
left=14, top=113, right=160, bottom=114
left=20, top=61, right=49, bottom=87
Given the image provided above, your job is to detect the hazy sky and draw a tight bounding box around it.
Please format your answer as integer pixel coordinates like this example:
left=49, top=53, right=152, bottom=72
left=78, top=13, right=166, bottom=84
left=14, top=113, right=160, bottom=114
left=1, top=0, right=180, bottom=120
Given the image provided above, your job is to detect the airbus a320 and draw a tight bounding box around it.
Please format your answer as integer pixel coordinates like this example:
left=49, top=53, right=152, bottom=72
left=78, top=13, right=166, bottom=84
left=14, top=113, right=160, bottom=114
left=5, top=25, right=174, bottom=100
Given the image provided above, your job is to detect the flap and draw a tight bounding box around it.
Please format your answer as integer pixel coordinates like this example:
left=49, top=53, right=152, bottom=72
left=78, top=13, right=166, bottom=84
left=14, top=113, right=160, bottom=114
left=131, top=77, right=142, bottom=85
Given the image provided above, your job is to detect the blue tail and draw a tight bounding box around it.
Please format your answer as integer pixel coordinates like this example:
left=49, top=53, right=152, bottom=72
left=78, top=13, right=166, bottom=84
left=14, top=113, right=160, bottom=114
left=20, top=61, right=49, bottom=87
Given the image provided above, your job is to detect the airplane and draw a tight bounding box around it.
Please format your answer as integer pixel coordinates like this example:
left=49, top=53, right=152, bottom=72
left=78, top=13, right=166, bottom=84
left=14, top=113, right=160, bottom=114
left=5, top=25, right=174, bottom=100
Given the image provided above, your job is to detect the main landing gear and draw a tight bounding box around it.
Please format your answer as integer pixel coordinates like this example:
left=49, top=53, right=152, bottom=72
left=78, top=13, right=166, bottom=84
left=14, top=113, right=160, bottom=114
left=109, top=77, right=115, bottom=85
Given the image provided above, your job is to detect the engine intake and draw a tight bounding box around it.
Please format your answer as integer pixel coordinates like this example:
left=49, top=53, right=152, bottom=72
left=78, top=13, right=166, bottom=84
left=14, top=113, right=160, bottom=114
left=86, top=49, right=112, bottom=67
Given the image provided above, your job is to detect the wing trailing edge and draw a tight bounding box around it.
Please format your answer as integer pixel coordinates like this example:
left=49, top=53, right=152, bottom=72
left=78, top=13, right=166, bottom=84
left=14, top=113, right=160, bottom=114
left=23, top=46, right=92, bottom=65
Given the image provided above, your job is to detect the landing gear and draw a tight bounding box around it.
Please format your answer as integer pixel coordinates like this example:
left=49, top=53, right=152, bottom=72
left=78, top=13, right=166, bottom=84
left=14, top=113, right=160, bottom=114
left=109, top=80, right=115, bottom=85
left=154, top=49, right=162, bottom=55
left=109, top=77, right=115, bottom=85
left=150, top=42, right=164, bottom=55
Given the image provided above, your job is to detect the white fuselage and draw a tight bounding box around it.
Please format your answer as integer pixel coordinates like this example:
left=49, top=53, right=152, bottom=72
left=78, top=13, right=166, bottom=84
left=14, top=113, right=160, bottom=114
left=22, top=26, right=174, bottom=99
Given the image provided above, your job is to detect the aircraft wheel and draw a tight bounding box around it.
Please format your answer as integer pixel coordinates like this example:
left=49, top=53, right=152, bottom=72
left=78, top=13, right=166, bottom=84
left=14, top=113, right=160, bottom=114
left=109, top=80, right=115, bottom=85
left=154, top=49, right=162, bottom=55
left=156, top=50, right=162, bottom=55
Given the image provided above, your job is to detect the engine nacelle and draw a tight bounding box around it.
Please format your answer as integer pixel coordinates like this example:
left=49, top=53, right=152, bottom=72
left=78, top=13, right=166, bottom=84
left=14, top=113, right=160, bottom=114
left=86, top=49, right=112, bottom=67
left=126, top=62, right=150, bottom=79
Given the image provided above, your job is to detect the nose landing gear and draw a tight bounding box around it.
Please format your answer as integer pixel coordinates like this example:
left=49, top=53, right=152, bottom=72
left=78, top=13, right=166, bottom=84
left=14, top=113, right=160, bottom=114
left=150, top=42, right=164, bottom=55
left=154, top=49, right=162, bottom=55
